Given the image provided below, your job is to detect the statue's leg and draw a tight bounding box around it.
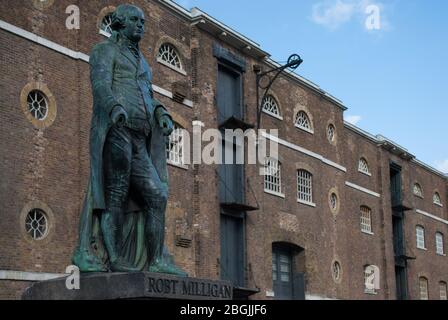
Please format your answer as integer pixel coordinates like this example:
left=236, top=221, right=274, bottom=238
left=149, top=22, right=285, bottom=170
left=103, top=125, right=139, bottom=272
left=130, top=131, right=187, bottom=276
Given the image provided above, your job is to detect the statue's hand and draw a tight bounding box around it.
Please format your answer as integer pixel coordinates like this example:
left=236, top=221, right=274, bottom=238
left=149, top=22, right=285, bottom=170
left=110, top=105, right=128, bottom=127
left=159, top=114, right=174, bottom=136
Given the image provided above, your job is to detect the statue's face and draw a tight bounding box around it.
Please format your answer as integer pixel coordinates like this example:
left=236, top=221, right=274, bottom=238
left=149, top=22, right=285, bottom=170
left=121, top=7, right=145, bottom=42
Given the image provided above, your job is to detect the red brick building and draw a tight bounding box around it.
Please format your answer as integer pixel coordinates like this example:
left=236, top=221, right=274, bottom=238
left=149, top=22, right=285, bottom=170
left=0, top=0, right=447, bottom=300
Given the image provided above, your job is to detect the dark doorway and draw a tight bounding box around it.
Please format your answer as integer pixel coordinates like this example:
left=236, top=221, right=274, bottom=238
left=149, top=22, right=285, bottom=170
left=220, top=212, right=245, bottom=287
left=272, top=243, right=305, bottom=300
left=217, top=64, right=242, bottom=124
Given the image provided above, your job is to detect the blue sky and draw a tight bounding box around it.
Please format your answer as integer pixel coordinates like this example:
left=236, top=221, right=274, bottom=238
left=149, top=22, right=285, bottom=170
left=173, top=0, right=448, bottom=173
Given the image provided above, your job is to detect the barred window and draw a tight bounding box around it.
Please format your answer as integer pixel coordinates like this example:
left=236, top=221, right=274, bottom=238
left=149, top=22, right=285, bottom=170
left=413, top=183, right=423, bottom=197
left=327, top=124, right=336, bottom=143
left=262, top=95, right=281, bottom=118
left=419, top=277, right=429, bottom=300
left=440, top=282, right=447, bottom=300
left=436, top=232, right=444, bottom=255
left=360, top=206, right=373, bottom=233
left=433, top=192, right=442, bottom=206
left=416, top=225, right=426, bottom=249
left=157, top=43, right=183, bottom=71
left=294, top=111, right=313, bottom=133
left=358, top=158, right=370, bottom=175
left=166, top=124, right=185, bottom=166
left=297, top=170, right=313, bottom=204
left=27, top=90, right=48, bottom=121
left=100, top=13, right=113, bottom=36
left=264, top=158, right=282, bottom=195
left=25, top=209, right=48, bottom=240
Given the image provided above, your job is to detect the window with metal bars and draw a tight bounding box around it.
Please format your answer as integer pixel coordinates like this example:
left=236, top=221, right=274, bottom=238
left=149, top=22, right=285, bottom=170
left=166, top=124, right=185, bottom=166
left=416, top=225, right=426, bottom=249
left=360, top=206, right=373, bottom=233
left=264, top=158, right=282, bottom=195
left=297, top=170, right=313, bottom=204
left=419, top=277, right=429, bottom=300
left=436, top=232, right=444, bottom=255
left=440, top=282, right=447, bottom=300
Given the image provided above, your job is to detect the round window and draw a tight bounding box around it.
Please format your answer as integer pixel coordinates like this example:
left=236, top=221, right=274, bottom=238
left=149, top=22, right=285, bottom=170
left=330, top=193, right=338, bottom=211
left=27, top=90, right=49, bottom=121
left=25, top=209, right=48, bottom=240
left=332, top=261, right=342, bottom=282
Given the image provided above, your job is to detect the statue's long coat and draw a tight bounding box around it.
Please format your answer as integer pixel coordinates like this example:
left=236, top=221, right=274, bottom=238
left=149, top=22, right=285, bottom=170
left=74, top=32, right=171, bottom=271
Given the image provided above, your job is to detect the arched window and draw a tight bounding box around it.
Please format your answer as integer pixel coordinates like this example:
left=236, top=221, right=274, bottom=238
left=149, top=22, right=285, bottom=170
left=264, top=158, right=283, bottom=195
left=262, top=95, right=281, bottom=119
left=157, top=43, right=184, bottom=72
left=360, top=206, right=373, bottom=234
left=327, top=124, right=336, bottom=143
left=419, top=277, right=429, bottom=300
left=440, top=282, right=447, bottom=300
left=297, top=170, right=313, bottom=205
left=413, top=183, right=423, bottom=198
left=332, top=260, right=342, bottom=282
left=100, top=13, right=113, bottom=37
left=294, top=111, right=313, bottom=133
left=358, top=158, right=370, bottom=175
left=436, top=232, right=444, bottom=255
left=364, top=265, right=380, bottom=294
left=433, top=192, right=442, bottom=206
left=166, top=123, right=185, bottom=166
left=416, top=225, right=426, bottom=249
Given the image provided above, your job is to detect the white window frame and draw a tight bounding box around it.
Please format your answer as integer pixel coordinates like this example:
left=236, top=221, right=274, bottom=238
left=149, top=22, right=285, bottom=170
left=294, top=111, right=314, bottom=134
left=297, top=169, right=315, bottom=207
left=99, top=13, right=113, bottom=38
left=416, top=226, right=426, bottom=250
left=360, top=206, right=373, bottom=235
left=436, top=232, right=445, bottom=255
left=419, top=277, right=429, bottom=300
left=327, top=124, right=336, bottom=143
left=440, top=282, right=447, bottom=300
left=263, top=158, right=284, bottom=198
left=156, top=43, right=187, bottom=76
left=27, top=90, right=49, bottom=121
left=166, top=124, right=188, bottom=170
left=433, top=192, right=443, bottom=207
left=358, top=158, right=371, bottom=176
left=413, top=183, right=423, bottom=198
left=262, top=95, right=282, bottom=120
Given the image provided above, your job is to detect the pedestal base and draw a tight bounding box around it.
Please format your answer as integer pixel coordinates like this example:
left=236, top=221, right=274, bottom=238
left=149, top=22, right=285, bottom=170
left=22, top=272, right=234, bottom=300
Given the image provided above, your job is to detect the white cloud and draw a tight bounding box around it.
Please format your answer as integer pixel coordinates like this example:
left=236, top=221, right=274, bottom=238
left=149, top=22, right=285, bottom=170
left=311, top=0, right=386, bottom=31
left=434, top=159, right=448, bottom=174
left=345, top=115, right=362, bottom=125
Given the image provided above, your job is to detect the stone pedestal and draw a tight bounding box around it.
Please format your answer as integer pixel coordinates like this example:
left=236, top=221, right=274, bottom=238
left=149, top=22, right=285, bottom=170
left=22, top=272, right=233, bottom=300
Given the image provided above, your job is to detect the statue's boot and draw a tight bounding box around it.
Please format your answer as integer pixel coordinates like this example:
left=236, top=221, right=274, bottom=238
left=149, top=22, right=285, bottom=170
left=146, top=207, right=188, bottom=277
left=102, top=208, right=139, bottom=273
left=72, top=248, right=107, bottom=272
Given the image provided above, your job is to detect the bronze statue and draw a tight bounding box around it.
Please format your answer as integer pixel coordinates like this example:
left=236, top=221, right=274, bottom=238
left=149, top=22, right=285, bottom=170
left=72, top=4, right=186, bottom=276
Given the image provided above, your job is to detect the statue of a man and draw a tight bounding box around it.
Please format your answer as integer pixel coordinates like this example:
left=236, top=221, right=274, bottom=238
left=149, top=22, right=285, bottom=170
left=72, top=4, right=186, bottom=276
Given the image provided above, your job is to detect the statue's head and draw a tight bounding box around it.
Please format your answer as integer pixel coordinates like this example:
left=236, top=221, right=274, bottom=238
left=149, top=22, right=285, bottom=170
left=111, top=4, right=145, bottom=43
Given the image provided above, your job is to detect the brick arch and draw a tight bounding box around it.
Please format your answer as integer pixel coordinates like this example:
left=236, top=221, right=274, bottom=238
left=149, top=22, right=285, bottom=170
left=168, top=110, right=189, bottom=130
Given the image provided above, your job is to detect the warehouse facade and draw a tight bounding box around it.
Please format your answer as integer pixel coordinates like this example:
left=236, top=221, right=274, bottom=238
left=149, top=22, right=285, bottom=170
left=0, top=0, right=447, bottom=300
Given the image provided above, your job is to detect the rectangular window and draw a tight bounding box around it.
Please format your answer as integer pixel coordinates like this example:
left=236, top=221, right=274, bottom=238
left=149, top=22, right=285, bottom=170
left=264, top=158, right=282, bottom=195
left=416, top=226, right=426, bottom=249
left=440, top=282, right=447, bottom=300
left=360, top=206, right=372, bottom=233
left=419, top=278, right=429, bottom=300
left=166, top=125, right=184, bottom=166
left=297, top=170, right=313, bottom=204
left=436, top=233, right=444, bottom=255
